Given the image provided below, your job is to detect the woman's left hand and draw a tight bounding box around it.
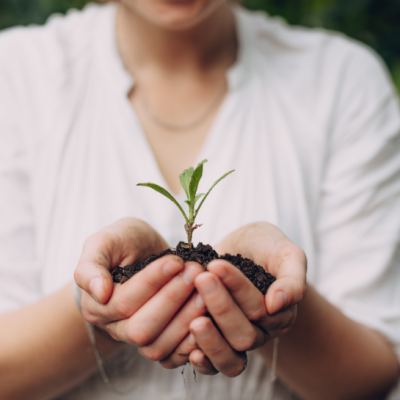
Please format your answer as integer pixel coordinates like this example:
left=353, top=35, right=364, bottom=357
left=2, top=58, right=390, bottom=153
left=160, top=222, right=307, bottom=376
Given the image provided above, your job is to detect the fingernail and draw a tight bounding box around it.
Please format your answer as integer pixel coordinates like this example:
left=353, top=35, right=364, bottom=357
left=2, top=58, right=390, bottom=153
left=89, top=277, right=102, bottom=302
left=192, top=320, right=210, bottom=340
left=162, top=260, right=183, bottom=277
left=188, top=333, right=197, bottom=346
left=199, top=274, right=217, bottom=295
left=271, top=291, right=288, bottom=314
left=193, top=293, right=205, bottom=309
left=208, top=261, right=229, bottom=281
left=182, top=264, right=199, bottom=286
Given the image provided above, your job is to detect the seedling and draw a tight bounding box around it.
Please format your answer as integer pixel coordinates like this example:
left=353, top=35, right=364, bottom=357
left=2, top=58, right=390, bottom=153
left=137, top=159, right=234, bottom=249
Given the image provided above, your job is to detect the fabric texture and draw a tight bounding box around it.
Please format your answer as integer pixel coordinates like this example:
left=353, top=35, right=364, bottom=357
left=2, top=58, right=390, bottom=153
left=0, top=3, right=399, bottom=399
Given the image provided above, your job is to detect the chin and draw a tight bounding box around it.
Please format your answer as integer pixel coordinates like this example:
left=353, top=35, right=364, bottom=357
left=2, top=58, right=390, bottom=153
left=121, top=0, right=228, bottom=31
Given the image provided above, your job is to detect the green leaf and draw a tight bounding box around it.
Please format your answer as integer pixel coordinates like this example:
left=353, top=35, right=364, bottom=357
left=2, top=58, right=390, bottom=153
left=194, top=193, right=205, bottom=205
left=184, top=196, right=204, bottom=206
left=137, top=183, right=189, bottom=223
left=184, top=200, right=192, bottom=209
left=189, top=159, right=207, bottom=202
left=194, top=170, right=235, bottom=218
left=179, top=167, right=194, bottom=200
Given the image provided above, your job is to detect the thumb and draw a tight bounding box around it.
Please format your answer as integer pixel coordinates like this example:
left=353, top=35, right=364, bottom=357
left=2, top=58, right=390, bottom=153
left=74, top=232, right=116, bottom=304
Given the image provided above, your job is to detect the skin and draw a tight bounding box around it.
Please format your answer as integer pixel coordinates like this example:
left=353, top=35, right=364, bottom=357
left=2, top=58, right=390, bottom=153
left=1, top=1, right=235, bottom=398
left=116, top=0, right=237, bottom=194
left=1, top=219, right=398, bottom=399
left=1, top=1, right=399, bottom=399
left=0, top=218, right=184, bottom=400
left=0, top=283, right=98, bottom=400
left=76, top=220, right=399, bottom=400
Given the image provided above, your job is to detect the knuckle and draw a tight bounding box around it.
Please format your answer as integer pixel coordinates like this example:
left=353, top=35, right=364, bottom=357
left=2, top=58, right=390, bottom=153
left=139, top=346, right=165, bottom=362
left=163, top=286, right=182, bottom=305
left=292, top=245, right=306, bottom=261
left=159, top=358, right=179, bottom=370
left=231, top=329, right=257, bottom=352
left=211, top=302, right=231, bottom=318
left=127, top=327, right=152, bottom=346
left=84, top=231, right=102, bottom=248
left=140, top=264, right=172, bottom=291
left=205, top=346, right=223, bottom=359
left=140, top=274, right=160, bottom=292
left=280, top=243, right=306, bottom=266
left=84, top=231, right=116, bottom=258
left=247, top=306, right=266, bottom=322
left=82, top=309, right=100, bottom=325
left=227, top=279, right=242, bottom=293
left=114, top=298, right=134, bottom=318
left=226, top=363, right=244, bottom=378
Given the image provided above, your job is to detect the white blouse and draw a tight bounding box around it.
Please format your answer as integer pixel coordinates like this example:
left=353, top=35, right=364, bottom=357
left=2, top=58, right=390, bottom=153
left=0, top=3, right=399, bottom=399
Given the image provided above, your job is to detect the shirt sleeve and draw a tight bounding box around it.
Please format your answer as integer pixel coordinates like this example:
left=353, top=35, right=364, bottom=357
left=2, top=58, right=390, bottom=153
left=315, top=42, right=400, bottom=397
left=0, top=30, right=42, bottom=314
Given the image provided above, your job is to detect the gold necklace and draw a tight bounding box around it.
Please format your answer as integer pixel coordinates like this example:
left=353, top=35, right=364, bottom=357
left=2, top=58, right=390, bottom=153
left=138, top=82, right=227, bottom=132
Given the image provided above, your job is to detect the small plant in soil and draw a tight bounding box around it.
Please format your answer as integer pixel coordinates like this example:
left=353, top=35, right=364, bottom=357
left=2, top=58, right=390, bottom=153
left=138, top=159, right=233, bottom=249
left=112, top=160, right=276, bottom=294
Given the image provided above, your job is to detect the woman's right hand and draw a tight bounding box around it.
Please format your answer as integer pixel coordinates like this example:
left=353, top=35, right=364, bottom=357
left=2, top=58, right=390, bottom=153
left=74, top=218, right=206, bottom=361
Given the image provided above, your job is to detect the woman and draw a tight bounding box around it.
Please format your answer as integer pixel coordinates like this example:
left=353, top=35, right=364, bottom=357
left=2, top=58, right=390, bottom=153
left=0, top=0, right=399, bottom=399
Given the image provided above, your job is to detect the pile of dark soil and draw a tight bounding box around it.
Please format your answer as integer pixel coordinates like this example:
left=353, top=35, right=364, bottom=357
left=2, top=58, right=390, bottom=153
left=112, top=242, right=275, bottom=295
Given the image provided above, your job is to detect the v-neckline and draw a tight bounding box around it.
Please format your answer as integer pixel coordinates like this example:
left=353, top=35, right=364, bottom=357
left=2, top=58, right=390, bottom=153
left=99, top=3, right=251, bottom=201
left=123, top=86, right=233, bottom=203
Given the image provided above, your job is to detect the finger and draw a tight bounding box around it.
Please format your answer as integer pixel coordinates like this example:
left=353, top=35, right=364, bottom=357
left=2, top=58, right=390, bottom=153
left=106, top=262, right=204, bottom=345
left=139, top=291, right=206, bottom=361
left=263, top=240, right=307, bottom=314
left=189, top=349, right=218, bottom=376
left=158, top=333, right=197, bottom=369
left=195, top=272, right=266, bottom=351
left=207, top=259, right=266, bottom=321
left=81, top=255, right=184, bottom=325
left=74, top=232, right=118, bottom=304
left=190, top=317, right=246, bottom=378
left=266, top=271, right=306, bottom=315
left=74, top=218, right=168, bottom=304
left=206, top=260, right=298, bottom=338
left=213, top=222, right=307, bottom=315
left=262, top=304, right=298, bottom=337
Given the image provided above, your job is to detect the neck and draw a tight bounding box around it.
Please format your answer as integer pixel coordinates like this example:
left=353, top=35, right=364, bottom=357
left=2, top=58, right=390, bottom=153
left=116, top=3, right=237, bottom=77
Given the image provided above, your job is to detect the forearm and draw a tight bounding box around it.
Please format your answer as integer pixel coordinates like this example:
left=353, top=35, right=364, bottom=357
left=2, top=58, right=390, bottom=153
left=259, top=284, right=399, bottom=400
left=0, top=282, right=123, bottom=400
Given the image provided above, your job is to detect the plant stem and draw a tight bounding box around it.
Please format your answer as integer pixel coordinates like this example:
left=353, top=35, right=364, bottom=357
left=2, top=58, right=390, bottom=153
left=187, top=205, right=195, bottom=249
left=187, top=224, right=193, bottom=249
left=184, top=222, right=202, bottom=250
left=184, top=223, right=193, bottom=248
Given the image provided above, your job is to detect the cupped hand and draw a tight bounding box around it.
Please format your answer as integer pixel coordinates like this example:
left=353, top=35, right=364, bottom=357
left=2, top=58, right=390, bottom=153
left=74, top=218, right=206, bottom=361
left=162, top=222, right=307, bottom=376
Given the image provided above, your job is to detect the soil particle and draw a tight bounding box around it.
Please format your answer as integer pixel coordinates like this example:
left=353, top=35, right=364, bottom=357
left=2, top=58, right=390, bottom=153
left=112, top=241, right=276, bottom=295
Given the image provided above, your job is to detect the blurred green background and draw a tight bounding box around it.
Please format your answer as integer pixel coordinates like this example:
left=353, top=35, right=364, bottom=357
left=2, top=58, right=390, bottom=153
left=0, top=0, right=399, bottom=91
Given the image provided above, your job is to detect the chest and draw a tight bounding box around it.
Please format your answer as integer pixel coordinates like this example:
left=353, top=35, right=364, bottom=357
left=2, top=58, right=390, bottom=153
left=30, top=79, right=323, bottom=294
left=127, top=82, right=228, bottom=196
